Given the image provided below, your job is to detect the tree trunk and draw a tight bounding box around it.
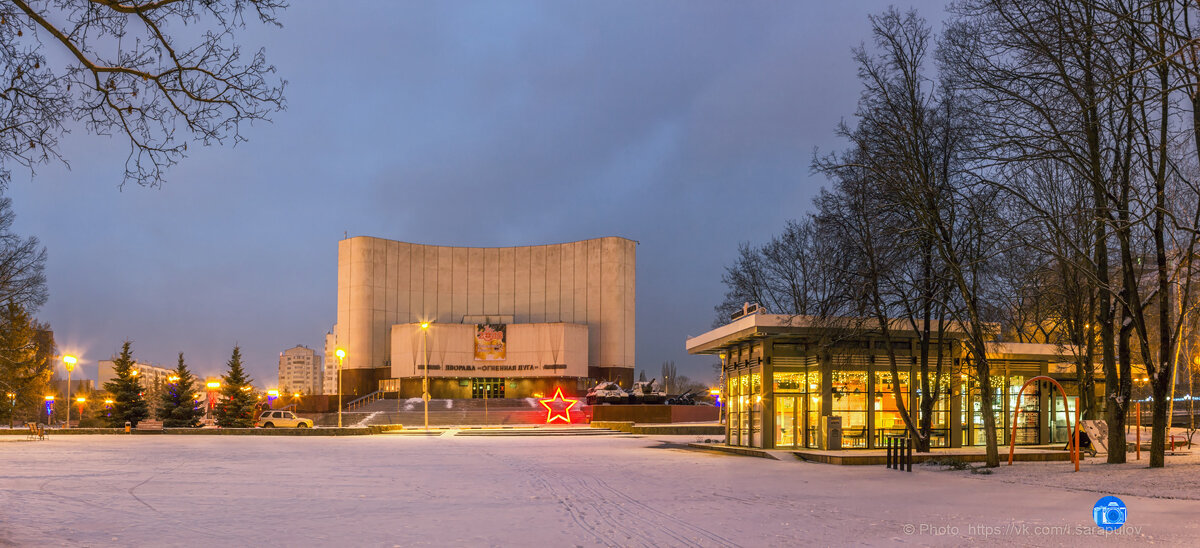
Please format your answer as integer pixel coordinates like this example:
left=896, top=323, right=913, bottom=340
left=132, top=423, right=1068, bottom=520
left=976, top=356, right=1000, bottom=467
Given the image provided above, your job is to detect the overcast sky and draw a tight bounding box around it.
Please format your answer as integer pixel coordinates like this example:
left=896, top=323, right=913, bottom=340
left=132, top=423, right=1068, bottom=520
left=7, top=1, right=947, bottom=386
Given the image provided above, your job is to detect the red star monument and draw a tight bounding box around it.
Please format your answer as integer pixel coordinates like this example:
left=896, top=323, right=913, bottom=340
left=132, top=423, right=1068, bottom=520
left=539, top=387, right=579, bottom=424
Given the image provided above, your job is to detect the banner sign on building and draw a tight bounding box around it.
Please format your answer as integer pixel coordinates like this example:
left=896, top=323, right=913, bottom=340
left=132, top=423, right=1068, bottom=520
left=475, top=324, right=507, bottom=361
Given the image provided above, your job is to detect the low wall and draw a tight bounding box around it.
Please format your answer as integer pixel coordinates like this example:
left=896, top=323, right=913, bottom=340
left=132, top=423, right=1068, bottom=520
left=591, top=405, right=719, bottom=423
left=4, top=427, right=386, bottom=436
left=590, top=420, right=724, bottom=435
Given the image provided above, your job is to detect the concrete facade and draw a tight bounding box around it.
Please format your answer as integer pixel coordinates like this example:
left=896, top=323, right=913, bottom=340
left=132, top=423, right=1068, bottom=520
left=335, top=236, right=636, bottom=391
left=392, top=322, right=589, bottom=379
left=278, top=345, right=322, bottom=395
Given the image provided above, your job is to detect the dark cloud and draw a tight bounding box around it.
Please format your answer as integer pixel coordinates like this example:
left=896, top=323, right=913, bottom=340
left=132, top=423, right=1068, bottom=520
left=6, top=1, right=946, bottom=384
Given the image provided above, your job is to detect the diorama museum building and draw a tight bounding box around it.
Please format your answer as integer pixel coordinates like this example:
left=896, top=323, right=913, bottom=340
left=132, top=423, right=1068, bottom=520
left=687, top=312, right=1101, bottom=450
left=333, top=236, right=636, bottom=399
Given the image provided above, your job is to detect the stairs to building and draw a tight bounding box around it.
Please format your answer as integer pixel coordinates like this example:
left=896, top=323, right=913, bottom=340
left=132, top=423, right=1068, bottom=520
left=345, top=391, right=386, bottom=411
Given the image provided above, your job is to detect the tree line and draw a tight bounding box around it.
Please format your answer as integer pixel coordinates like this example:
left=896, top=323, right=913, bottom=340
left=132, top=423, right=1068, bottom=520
left=718, top=2, right=1200, bottom=469
left=0, top=182, right=261, bottom=428
left=101, top=342, right=259, bottom=429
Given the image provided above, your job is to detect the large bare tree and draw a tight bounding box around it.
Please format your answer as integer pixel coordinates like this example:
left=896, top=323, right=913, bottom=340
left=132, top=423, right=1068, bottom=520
left=942, top=0, right=1134, bottom=462
left=814, top=9, right=1004, bottom=460
left=0, top=0, right=287, bottom=187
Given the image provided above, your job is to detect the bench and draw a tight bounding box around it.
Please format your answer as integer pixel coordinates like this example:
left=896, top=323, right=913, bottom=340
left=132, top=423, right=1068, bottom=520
left=135, top=420, right=164, bottom=431
left=26, top=423, right=46, bottom=441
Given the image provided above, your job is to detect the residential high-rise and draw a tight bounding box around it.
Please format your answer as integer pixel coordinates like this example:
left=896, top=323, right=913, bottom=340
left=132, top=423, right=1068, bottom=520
left=322, top=331, right=338, bottom=395
left=278, top=345, right=321, bottom=395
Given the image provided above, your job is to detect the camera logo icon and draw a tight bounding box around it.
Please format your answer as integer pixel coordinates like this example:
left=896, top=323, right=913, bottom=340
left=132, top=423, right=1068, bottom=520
left=1092, top=496, right=1127, bottom=531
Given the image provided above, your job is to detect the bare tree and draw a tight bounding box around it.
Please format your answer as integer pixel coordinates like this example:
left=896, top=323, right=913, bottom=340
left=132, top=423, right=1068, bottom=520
left=661, top=360, right=677, bottom=395
left=0, top=1, right=287, bottom=187
left=814, top=9, right=996, bottom=458
left=943, top=0, right=1133, bottom=462
left=716, top=218, right=842, bottom=324
left=0, top=192, right=46, bottom=311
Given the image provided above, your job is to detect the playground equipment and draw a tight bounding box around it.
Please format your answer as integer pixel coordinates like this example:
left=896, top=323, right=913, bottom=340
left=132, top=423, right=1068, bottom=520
left=1008, top=375, right=1079, bottom=471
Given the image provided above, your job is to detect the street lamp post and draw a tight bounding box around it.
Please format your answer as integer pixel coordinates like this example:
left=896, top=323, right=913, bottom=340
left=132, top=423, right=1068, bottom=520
left=62, top=355, right=76, bottom=429
left=421, top=322, right=430, bottom=431
left=6, top=392, right=14, bottom=428
left=205, top=381, right=220, bottom=424
left=335, top=348, right=346, bottom=428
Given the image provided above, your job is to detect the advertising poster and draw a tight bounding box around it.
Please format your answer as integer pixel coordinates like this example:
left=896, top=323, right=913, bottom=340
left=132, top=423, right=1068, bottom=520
left=475, top=324, right=506, bottom=361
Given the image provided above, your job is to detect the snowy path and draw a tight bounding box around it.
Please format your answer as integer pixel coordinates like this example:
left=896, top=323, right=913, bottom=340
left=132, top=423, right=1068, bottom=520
left=2, top=435, right=1198, bottom=546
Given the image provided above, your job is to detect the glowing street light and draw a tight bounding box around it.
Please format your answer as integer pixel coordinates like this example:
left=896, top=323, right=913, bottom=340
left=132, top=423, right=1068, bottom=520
left=335, top=348, right=346, bottom=428
left=63, top=355, right=77, bottom=429
left=420, top=322, right=431, bottom=431
left=205, top=381, right=220, bottom=423
left=44, top=395, right=54, bottom=426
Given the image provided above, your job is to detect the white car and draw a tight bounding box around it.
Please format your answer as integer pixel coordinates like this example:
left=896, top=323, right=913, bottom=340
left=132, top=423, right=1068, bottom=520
left=255, top=410, right=313, bottom=428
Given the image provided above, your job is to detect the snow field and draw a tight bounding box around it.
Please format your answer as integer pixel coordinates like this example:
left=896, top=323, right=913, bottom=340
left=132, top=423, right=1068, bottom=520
left=2, top=435, right=1198, bottom=546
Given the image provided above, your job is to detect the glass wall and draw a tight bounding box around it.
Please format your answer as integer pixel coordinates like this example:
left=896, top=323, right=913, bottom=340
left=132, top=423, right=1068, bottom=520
left=725, top=367, right=765, bottom=448
left=831, top=370, right=868, bottom=448
left=963, top=375, right=1006, bottom=446
left=750, top=369, right=763, bottom=447
left=738, top=372, right=749, bottom=446
left=1049, top=390, right=1077, bottom=444
left=1009, top=375, right=1040, bottom=444
left=926, top=373, right=951, bottom=448
left=775, top=396, right=797, bottom=447
left=806, top=367, right=820, bottom=448
left=727, top=371, right=742, bottom=446
left=873, top=369, right=910, bottom=446
left=773, top=370, right=804, bottom=448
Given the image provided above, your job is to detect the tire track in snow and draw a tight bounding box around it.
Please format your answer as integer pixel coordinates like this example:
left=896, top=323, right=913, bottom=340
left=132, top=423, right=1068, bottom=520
left=481, top=449, right=621, bottom=546
left=579, top=475, right=740, bottom=547
left=513, top=455, right=711, bottom=547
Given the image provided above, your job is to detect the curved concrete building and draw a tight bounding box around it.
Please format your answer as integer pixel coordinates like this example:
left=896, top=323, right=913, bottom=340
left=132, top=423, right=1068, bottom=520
left=334, top=236, right=636, bottom=397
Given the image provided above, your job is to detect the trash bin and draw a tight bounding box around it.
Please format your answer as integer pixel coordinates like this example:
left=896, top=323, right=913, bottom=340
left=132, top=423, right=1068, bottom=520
left=124, top=421, right=131, bottom=434
left=821, top=416, right=842, bottom=450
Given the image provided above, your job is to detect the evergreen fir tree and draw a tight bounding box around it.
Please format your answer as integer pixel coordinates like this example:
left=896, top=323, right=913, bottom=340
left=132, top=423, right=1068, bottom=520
left=0, top=303, right=55, bottom=425
left=215, top=345, right=256, bottom=427
left=102, top=341, right=150, bottom=427
left=156, top=352, right=204, bottom=427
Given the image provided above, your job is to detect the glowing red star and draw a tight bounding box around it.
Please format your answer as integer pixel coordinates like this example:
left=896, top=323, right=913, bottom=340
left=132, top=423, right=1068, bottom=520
left=539, top=387, right=578, bottom=424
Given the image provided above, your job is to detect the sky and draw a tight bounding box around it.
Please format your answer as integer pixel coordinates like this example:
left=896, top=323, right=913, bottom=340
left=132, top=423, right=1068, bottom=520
left=6, top=1, right=948, bottom=386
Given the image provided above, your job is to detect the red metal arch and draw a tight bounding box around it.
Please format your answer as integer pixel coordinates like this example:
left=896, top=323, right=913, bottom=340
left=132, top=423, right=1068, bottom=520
left=1007, top=375, right=1078, bottom=469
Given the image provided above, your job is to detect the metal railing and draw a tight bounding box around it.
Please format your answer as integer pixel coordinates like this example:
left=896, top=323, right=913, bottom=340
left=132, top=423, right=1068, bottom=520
left=346, top=391, right=384, bottom=411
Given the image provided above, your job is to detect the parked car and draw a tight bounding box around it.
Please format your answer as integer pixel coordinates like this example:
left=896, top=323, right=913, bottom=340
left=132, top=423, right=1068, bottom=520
left=255, top=410, right=313, bottom=428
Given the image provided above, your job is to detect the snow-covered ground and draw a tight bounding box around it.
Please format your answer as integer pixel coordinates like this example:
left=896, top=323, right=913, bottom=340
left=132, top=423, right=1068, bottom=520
left=939, top=444, right=1200, bottom=501
left=3, top=434, right=1199, bottom=546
